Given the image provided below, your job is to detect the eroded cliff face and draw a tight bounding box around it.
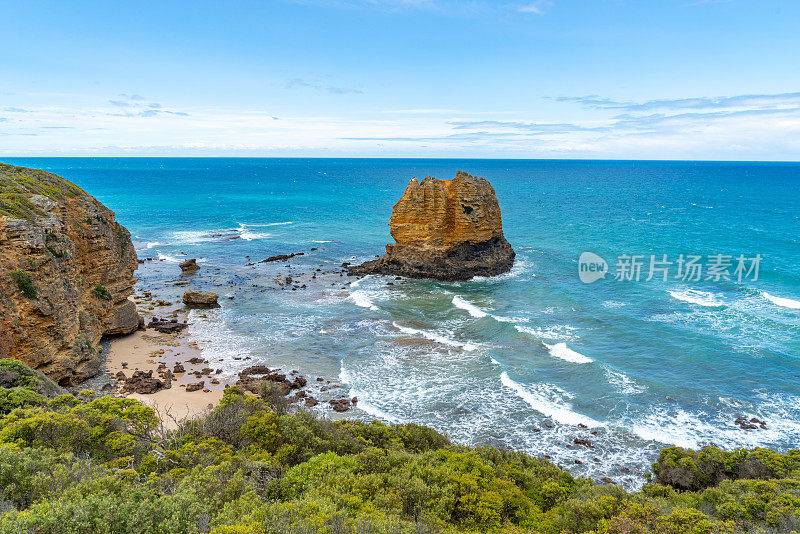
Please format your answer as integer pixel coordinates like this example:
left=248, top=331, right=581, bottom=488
left=351, top=171, right=515, bottom=281
left=0, top=163, right=140, bottom=385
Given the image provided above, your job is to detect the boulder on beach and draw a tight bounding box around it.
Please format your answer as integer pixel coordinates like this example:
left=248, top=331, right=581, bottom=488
left=349, top=171, right=515, bottom=281
left=182, top=290, right=219, bottom=308
left=179, top=258, right=199, bottom=272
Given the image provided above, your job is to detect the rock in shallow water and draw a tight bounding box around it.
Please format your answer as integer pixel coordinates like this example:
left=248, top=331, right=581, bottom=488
left=182, top=290, right=220, bottom=308
left=179, top=258, right=199, bottom=272
left=349, top=171, right=515, bottom=281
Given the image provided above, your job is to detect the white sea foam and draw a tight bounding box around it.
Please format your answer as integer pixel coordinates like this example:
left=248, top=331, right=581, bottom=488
left=350, top=290, right=378, bottom=311
left=236, top=223, right=271, bottom=241
left=244, top=221, right=293, bottom=227
left=171, top=230, right=219, bottom=244
left=157, top=252, right=182, bottom=263
left=669, top=289, right=724, bottom=307
left=500, top=372, right=602, bottom=427
left=313, top=240, right=333, bottom=243
left=604, top=369, right=646, bottom=395
left=349, top=275, right=369, bottom=289
left=631, top=408, right=724, bottom=449
left=452, top=296, right=487, bottom=318
left=139, top=241, right=168, bottom=250
left=393, top=322, right=477, bottom=351
left=515, top=324, right=578, bottom=341
left=491, top=315, right=528, bottom=324
left=339, top=365, right=401, bottom=423
left=472, top=258, right=534, bottom=282
left=761, top=291, right=800, bottom=309
left=544, top=342, right=593, bottom=364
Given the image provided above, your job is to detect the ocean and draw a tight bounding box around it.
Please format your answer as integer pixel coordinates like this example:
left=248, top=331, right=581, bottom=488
left=7, top=157, right=800, bottom=487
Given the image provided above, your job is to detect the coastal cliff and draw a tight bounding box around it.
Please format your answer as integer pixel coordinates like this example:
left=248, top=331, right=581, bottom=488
left=351, top=171, right=515, bottom=281
left=0, top=163, right=140, bottom=385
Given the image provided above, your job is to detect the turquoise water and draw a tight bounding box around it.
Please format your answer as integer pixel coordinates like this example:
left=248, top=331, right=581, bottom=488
left=8, top=157, right=800, bottom=486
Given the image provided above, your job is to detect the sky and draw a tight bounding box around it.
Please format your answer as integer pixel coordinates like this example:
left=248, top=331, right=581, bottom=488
left=1, top=0, right=799, bottom=160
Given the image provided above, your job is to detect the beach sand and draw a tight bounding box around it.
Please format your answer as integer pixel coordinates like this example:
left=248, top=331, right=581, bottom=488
left=105, top=327, right=228, bottom=428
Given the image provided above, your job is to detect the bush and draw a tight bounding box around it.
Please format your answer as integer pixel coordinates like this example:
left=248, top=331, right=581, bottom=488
left=92, top=285, right=112, bottom=301
left=10, top=269, right=36, bottom=300
left=0, top=359, right=797, bottom=533
left=653, top=446, right=800, bottom=491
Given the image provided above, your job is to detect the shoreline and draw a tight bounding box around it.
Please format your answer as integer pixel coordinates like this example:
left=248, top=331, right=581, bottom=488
left=100, top=256, right=356, bottom=427
left=105, top=329, right=226, bottom=425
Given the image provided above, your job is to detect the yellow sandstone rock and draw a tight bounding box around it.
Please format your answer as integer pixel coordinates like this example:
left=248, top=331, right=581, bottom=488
left=352, top=171, right=515, bottom=281
left=0, top=163, right=141, bottom=385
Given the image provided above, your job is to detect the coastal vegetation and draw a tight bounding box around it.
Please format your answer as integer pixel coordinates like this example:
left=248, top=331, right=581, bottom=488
left=0, top=163, right=84, bottom=220
left=10, top=269, right=36, bottom=300
left=0, top=359, right=796, bottom=533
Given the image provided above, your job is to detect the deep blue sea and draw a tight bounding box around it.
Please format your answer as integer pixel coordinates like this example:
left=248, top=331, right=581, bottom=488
left=7, top=157, right=800, bottom=487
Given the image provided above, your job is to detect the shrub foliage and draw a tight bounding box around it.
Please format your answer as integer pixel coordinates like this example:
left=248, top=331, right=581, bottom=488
left=0, top=365, right=795, bottom=533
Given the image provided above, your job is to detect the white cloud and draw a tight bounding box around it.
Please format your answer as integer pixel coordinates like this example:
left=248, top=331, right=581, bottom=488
left=1, top=91, right=798, bottom=160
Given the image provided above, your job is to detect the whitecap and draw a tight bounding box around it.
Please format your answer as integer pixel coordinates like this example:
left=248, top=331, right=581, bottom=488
left=500, top=372, right=602, bottom=427
left=392, top=322, right=477, bottom=352
left=350, top=290, right=378, bottom=311
left=236, top=223, right=271, bottom=241
left=515, top=324, right=578, bottom=341
left=157, top=252, right=182, bottom=263
left=604, top=369, right=646, bottom=395
left=244, top=221, right=293, bottom=227
left=545, top=342, right=593, bottom=364
left=669, top=289, right=724, bottom=307
left=349, top=275, right=369, bottom=289
left=761, top=291, right=800, bottom=309
left=170, top=230, right=220, bottom=244
left=138, top=241, right=168, bottom=250
left=452, top=296, right=487, bottom=318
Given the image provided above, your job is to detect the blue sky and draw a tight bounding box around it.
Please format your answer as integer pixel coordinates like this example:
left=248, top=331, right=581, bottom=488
left=1, top=0, right=799, bottom=159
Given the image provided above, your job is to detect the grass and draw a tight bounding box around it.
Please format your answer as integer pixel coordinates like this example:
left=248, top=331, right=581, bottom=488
left=0, top=162, right=86, bottom=220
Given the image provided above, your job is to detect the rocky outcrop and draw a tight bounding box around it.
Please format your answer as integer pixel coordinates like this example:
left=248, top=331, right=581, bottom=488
left=350, top=171, right=514, bottom=281
left=0, top=163, right=140, bottom=385
left=182, top=290, right=219, bottom=308
left=179, top=258, right=199, bottom=272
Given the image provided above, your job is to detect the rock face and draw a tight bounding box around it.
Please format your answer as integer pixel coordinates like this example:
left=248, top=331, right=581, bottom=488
left=351, top=171, right=515, bottom=281
left=179, top=258, right=199, bottom=272
left=182, top=290, right=219, bottom=308
left=0, top=163, right=140, bottom=385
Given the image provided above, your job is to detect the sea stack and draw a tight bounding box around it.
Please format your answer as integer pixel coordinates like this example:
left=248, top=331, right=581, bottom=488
left=351, top=171, right=515, bottom=281
left=0, top=163, right=141, bottom=385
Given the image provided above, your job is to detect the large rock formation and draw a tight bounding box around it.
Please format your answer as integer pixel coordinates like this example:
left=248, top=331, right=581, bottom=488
left=351, top=171, right=514, bottom=281
left=0, top=163, right=141, bottom=385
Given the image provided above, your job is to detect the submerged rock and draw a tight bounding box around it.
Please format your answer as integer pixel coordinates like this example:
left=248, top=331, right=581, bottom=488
left=350, top=171, right=514, bottom=281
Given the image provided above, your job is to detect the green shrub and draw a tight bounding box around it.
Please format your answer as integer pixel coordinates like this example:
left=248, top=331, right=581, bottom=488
left=92, top=285, right=112, bottom=301
left=0, top=357, right=797, bottom=533
left=653, top=446, right=800, bottom=491
left=10, top=269, right=36, bottom=300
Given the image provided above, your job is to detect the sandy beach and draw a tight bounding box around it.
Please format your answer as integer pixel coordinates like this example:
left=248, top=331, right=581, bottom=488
left=105, top=327, right=227, bottom=425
